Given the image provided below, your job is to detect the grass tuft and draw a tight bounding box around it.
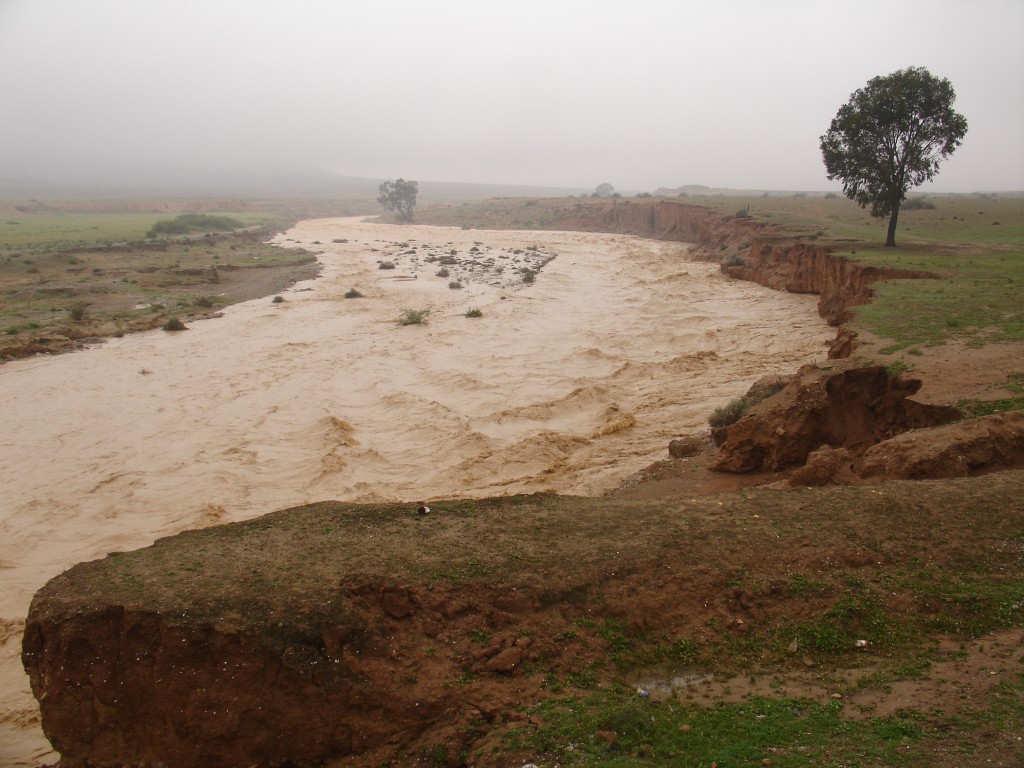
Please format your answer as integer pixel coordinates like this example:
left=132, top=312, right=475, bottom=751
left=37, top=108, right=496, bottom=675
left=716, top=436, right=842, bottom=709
left=709, top=397, right=750, bottom=428
left=398, top=308, right=430, bottom=326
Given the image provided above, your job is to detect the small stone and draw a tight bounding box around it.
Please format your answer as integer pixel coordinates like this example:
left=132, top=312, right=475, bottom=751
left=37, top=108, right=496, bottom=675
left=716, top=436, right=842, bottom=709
left=679, top=724, right=692, bottom=733
left=830, top=692, right=842, bottom=700
left=803, top=655, right=816, bottom=668
left=787, top=638, right=799, bottom=654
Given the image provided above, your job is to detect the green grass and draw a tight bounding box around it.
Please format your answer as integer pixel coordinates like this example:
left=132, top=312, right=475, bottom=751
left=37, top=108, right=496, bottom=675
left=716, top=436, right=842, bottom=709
left=513, top=688, right=934, bottom=767
left=147, top=213, right=246, bottom=237
left=692, top=194, right=1024, bottom=247
left=708, top=397, right=750, bottom=429
left=852, top=252, right=1024, bottom=348
left=698, top=194, right=1024, bottom=350
left=0, top=212, right=168, bottom=249
left=958, top=396, right=1024, bottom=418
left=398, top=308, right=430, bottom=326
left=0, top=203, right=322, bottom=353
left=0, top=210, right=270, bottom=250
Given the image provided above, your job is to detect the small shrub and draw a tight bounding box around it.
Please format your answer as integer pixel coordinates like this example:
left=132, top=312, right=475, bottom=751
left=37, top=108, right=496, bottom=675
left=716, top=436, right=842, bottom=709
left=448, top=280, right=462, bottom=290
left=162, top=316, right=187, bottom=332
left=193, top=296, right=214, bottom=308
left=272, top=295, right=285, bottom=303
left=903, top=197, right=936, bottom=210
left=521, top=270, right=536, bottom=284
left=378, top=261, right=395, bottom=270
left=146, top=213, right=244, bottom=238
left=465, top=308, right=483, bottom=318
left=436, top=268, right=450, bottom=278
left=398, top=308, right=430, bottom=326
left=69, top=302, right=89, bottom=322
left=3, top=325, right=19, bottom=335
left=709, top=397, right=750, bottom=428
left=344, top=288, right=363, bottom=299
left=725, top=254, right=745, bottom=267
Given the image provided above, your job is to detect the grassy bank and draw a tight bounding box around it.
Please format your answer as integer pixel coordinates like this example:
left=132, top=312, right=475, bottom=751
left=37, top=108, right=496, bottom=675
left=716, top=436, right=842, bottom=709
left=39, top=477, right=1024, bottom=767
left=0, top=198, right=375, bottom=358
left=696, top=194, right=1024, bottom=351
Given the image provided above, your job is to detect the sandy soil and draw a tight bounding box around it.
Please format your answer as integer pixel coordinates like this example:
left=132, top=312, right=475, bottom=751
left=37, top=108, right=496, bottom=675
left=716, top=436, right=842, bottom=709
left=0, top=217, right=833, bottom=765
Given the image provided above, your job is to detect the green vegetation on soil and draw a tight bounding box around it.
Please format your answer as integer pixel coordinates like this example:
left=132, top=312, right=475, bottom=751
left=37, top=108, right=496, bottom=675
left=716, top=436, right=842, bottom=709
left=146, top=212, right=246, bottom=237
left=0, top=198, right=379, bottom=359
left=45, top=476, right=1024, bottom=767
left=678, top=194, right=1024, bottom=351
left=517, top=691, right=936, bottom=767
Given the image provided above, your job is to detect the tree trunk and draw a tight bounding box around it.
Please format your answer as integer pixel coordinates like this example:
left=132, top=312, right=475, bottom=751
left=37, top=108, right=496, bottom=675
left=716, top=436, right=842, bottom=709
left=885, top=205, right=900, bottom=247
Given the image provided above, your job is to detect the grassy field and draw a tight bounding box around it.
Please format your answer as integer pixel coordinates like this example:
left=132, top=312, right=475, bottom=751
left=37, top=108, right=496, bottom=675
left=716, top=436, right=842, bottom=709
left=691, top=194, right=1024, bottom=352
left=0, top=198, right=376, bottom=357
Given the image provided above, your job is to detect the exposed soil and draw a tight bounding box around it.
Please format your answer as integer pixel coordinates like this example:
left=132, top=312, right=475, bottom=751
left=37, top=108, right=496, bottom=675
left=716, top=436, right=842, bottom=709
left=24, top=476, right=1024, bottom=767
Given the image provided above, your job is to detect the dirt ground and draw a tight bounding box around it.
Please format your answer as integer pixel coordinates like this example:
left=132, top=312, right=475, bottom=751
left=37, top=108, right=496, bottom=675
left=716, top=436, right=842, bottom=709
left=27, top=472, right=1024, bottom=767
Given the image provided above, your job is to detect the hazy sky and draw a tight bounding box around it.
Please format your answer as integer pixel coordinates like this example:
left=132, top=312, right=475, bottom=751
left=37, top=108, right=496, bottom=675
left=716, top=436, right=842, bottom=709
left=1, top=0, right=1022, bottom=192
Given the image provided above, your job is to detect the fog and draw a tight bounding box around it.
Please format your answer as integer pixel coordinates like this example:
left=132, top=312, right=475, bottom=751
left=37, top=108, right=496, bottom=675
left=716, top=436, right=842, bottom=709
left=1, top=0, right=1022, bottom=193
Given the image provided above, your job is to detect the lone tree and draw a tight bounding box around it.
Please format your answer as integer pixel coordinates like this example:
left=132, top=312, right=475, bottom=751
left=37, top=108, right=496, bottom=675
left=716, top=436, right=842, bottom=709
left=820, top=66, right=967, bottom=247
left=377, top=178, right=418, bottom=222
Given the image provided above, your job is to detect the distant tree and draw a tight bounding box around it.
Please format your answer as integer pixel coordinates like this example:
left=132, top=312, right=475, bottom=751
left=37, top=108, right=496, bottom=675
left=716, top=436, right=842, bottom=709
left=594, top=182, right=615, bottom=197
left=820, top=67, right=967, bottom=247
left=377, top=178, right=418, bottom=222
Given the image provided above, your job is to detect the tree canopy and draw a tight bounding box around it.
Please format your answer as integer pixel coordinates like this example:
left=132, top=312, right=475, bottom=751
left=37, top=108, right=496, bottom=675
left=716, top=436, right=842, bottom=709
left=377, top=178, right=418, bottom=222
left=820, top=67, right=967, bottom=247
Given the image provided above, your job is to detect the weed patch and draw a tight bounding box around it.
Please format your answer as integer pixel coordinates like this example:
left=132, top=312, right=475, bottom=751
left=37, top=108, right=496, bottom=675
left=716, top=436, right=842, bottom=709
left=521, top=689, right=931, bottom=767
left=398, top=308, right=430, bottom=326
left=709, top=397, right=749, bottom=429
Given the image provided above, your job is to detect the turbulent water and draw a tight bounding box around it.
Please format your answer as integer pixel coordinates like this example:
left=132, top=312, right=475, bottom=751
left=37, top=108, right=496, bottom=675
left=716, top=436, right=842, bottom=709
left=0, top=217, right=832, bottom=764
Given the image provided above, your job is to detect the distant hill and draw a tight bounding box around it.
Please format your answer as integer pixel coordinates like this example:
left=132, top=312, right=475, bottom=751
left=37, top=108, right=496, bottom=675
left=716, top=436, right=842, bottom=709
left=0, top=166, right=587, bottom=202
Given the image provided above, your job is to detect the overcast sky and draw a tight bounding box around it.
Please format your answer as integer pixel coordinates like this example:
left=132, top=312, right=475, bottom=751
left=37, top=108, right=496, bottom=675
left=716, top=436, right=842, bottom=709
left=1, top=0, right=1022, bottom=192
